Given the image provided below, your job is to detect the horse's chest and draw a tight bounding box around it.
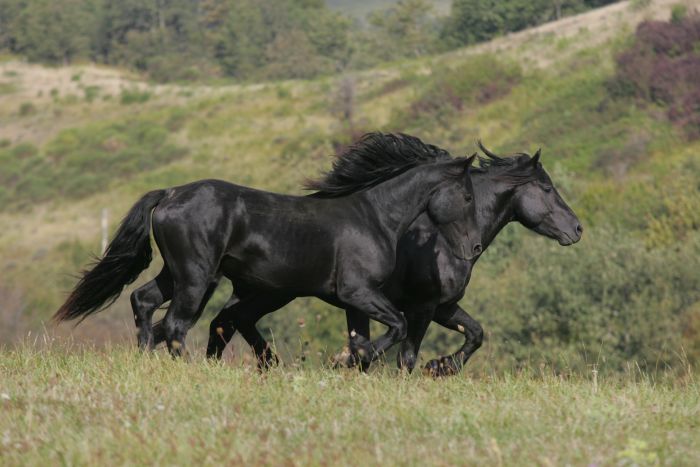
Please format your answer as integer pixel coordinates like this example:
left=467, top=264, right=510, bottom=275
left=436, top=254, right=472, bottom=302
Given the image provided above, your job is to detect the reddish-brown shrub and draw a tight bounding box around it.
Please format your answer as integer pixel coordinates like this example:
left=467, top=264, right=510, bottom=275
left=610, top=12, right=700, bottom=138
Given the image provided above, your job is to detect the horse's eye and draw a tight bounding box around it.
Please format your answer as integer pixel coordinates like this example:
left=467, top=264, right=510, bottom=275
left=543, top=186, right=552, bottom=193
left=464, top=194, right=473, bottom=202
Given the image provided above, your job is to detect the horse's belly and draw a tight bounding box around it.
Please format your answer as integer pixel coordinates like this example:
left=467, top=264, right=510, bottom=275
left=220, top=246, right=335, bottom=294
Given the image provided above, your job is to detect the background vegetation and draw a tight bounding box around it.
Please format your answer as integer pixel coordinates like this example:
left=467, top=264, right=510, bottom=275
left=0, top=0, right=698, bottom=378
left=0, top=0, right=621, bottom=81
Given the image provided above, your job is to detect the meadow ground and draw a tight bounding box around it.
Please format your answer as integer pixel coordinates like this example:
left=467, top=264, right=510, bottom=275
left=0, top=343, right=698, bottom=466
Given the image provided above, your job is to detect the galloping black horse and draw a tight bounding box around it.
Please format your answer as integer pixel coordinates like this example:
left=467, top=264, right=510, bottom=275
left=54, top=137, right=482, bottom=362
left=199, top=135, right=582, bottom=374
left=354, top=142, right=584, bottom=375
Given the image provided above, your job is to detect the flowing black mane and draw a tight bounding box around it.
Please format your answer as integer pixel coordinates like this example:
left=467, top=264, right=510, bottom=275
left=306, top=132, right=452, bottom=198
left=477, top=141, right=542, bottom=184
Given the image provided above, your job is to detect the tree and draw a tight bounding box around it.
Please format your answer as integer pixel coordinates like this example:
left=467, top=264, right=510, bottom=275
left=366, top=0, right=438, bottom=59
left=443, top=0, right=504, bottom=46
left=12, top=0, right=99, bottom=64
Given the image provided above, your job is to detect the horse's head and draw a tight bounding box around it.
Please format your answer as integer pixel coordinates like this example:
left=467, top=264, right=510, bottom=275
left=427, top=155, right=482, bottom=259
left=479, top=143, right=582, bottom=246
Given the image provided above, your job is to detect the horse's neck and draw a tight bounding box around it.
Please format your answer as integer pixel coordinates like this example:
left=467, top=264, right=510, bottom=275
left=362, top=168, right=439, bottom=240
left=474, top=172, right=516, bottom=248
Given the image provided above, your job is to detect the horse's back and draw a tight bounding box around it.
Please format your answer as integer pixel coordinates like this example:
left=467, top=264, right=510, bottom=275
left=151, top=179, right=339, bottom=293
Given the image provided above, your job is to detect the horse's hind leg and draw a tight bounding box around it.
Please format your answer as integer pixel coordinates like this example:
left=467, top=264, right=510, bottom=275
left=131, top=267, right=173, bottom=350
left=162, top=278, right=215, bottom=357
left=332, top=308, right=371, bottom=371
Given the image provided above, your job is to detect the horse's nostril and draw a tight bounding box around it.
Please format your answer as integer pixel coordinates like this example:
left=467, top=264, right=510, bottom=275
left=576, top=224, right=583, bottom=235
left=473, top=243, right=483, bottom=255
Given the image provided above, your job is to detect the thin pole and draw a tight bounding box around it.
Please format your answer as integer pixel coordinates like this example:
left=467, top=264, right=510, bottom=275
left=101, top=208, right=109, bottom=254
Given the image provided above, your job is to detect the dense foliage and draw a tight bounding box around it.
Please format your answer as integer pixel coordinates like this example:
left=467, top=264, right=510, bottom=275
left=0, top=0, right=622, bottom=81
left=443, top=0, right=619, bottom=46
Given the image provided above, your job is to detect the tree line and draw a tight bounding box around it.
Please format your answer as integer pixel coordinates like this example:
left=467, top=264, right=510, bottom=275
left=0, top=0, right=619, bottom=81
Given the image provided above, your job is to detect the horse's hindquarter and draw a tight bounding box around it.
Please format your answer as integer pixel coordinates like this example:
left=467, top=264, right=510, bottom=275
left=150, top=180, right=334, bottom=292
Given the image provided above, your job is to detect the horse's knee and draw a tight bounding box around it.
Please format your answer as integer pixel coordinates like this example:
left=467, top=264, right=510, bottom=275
left=130, top=286, right=159, bottom=317
left=393, top=316, right=408, bottom=342
left=468, top=322, right=484, bottom=349
left=209, top=317, right=226, bottom=337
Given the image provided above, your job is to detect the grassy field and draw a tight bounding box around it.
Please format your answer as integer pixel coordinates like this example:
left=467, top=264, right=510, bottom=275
left=0, top=343, right=698, bottom=466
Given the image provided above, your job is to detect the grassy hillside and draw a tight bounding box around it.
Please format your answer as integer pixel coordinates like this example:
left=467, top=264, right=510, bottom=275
left=1, top=344, right=698, bottom=465
left=0, top=0, right=699, bottom=373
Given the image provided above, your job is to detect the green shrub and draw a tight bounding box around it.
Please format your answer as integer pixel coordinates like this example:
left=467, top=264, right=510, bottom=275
left=441, top=227, right=700, bottom=373
left=165, top=108, right=189, bottom=132
left=276, top=85, right=291, bottom=100
left=120, top=88, right=152, bottom=105
left=670, top=4, right=688, bottom=23
left=83, top=85, right=100, bottom=102
left=0, top=82, right=17, bottom=95
left=18, top=101, right=37, bottom=116
left=1, top=118, right=186, bottom=210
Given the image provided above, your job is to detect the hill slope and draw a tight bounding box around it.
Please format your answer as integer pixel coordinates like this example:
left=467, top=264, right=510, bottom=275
left=0, top=0, right=698, bottom=372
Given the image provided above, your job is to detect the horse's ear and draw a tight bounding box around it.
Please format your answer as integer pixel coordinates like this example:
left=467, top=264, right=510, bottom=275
left=531, top=149, right=541, bottom=166
left=465, top=153, right=477, bottom=172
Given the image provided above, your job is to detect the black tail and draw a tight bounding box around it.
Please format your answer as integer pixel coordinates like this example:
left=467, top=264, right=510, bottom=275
left=53, top=189, right=167, bottom=323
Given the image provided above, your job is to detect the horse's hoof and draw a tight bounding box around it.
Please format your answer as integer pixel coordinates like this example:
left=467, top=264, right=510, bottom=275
left=257, top=350, right=280, bottom=371
left=424, top=357, right=460, bottom=378
left=332, top=346, right=361, bottom=369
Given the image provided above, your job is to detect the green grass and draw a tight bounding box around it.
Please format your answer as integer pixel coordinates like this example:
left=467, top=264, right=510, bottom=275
left=0, top=344, right=697, bottom=466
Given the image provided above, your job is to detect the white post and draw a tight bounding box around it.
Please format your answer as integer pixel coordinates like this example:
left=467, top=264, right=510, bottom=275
left=101, top=208, right=109, bottom=254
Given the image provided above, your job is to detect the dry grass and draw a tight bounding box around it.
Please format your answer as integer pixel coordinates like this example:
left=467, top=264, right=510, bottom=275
left=448, top=0, right=700, bottom=68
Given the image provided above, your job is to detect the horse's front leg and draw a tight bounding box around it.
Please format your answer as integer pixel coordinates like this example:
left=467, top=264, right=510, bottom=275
left=210, top=292, right=293, bottom=368
left=337, top=288, right=407, bottom=366
left=205, top=292, right=241, bottom=359
left=424, top=303, right=483, bottom=377
left=396, top=308, right=434, bottom=373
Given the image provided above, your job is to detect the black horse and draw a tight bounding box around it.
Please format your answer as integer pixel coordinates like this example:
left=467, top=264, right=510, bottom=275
left=54, top=136, right=482, bottom=362
left=200, top=136, right=582, bottom=374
